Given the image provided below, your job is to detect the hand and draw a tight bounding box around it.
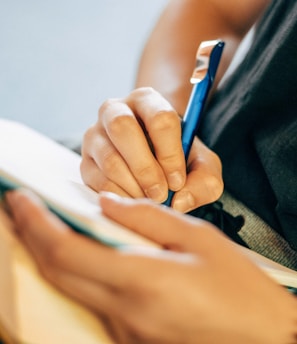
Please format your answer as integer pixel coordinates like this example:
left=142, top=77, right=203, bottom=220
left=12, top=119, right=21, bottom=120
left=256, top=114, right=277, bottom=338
left=81, top=87, right=223, bottom=213
left=6, top=190, right=297, bottom=344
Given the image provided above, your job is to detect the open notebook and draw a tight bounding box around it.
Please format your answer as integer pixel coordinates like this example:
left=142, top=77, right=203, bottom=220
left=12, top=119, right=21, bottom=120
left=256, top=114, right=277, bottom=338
left=0, top=118, right=296, bottom=343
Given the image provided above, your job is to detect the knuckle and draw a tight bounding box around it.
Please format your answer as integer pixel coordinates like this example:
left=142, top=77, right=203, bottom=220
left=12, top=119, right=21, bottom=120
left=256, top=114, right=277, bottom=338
left=82, top=126, right=93, bottom=143
left=134, top=164, right=156, bottom=180
left=81, top=126, right=99, bottom=161
left=98, top=98, right=120, bottom=117
left=107, top=114, right=135, bottom=137
left=150, top=110, right=179, bottom=132
left=130, top=86, right=156, bottom=98
left=101, top=151, right=120, bottom=175
left=205, top=174, right=224, bottom=202
left=81, top=125, right=96, bottom=150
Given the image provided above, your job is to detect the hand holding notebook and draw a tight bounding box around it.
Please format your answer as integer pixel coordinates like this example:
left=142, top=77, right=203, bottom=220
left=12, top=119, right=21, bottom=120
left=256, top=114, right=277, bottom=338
left=1, top=118, right=297, bottom=343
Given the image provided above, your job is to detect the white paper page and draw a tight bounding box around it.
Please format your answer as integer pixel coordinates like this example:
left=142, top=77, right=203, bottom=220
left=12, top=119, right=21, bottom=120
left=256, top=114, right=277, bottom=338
left=0, top=119, right=156, bottom=247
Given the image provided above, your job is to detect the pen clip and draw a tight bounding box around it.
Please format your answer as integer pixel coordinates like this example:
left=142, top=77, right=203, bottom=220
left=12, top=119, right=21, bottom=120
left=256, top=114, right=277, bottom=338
left=190, top=39, right=225, bottom=84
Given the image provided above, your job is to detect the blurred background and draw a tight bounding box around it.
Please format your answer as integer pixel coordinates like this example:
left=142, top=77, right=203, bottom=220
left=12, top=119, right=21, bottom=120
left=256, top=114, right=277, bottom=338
left=0, top=0, right=168, bottom=143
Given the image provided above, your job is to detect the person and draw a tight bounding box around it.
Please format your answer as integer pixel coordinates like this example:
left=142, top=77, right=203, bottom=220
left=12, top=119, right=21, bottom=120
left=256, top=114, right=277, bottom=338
left=79, top=0, right=297, bottom=267
left=5, top=0, right=297, bottom=343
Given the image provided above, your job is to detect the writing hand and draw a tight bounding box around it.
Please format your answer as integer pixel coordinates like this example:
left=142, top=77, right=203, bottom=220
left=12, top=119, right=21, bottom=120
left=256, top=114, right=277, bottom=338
left=81, top=87, right=223, bottom=212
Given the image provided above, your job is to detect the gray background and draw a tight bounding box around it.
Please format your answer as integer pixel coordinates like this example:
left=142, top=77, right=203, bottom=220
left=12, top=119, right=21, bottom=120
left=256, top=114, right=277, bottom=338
left=0, top=0, right=168, bottom=142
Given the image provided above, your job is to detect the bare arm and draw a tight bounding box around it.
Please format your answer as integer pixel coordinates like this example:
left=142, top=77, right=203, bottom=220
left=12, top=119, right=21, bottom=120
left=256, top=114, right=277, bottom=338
left=135, top=0, right=270, bottom=114
left=80, top=0, right=270, bottom=209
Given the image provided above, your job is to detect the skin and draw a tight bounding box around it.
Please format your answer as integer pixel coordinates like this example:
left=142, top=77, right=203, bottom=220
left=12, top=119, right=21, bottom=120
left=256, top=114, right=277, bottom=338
left=135, top=0, right=271, bottom=113
left=5, top=189, right=297, bottom=344
left=81, top=0, right=270, bottom=212
left=5, top=1, right=297, bottom=343
left=81, top=88, right=223, bottom=213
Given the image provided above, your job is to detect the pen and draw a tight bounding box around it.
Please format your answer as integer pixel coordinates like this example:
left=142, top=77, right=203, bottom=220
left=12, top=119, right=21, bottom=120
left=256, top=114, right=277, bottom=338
left=163, top=39, right=225, bottom=207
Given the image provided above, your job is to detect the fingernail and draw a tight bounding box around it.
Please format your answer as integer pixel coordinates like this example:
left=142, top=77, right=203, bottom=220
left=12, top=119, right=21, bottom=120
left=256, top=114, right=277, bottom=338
left=145, top=184, right=166, bottom=202
left=168, top=171, right=184, bottom=191
left=172, top=190, right=195, bottom=213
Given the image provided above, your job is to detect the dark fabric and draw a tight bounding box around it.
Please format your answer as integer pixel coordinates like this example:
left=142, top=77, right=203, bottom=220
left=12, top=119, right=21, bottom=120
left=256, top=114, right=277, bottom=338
left=187, top=201, right=247, bottom=247
left=198, top=0, right=297, bottom=250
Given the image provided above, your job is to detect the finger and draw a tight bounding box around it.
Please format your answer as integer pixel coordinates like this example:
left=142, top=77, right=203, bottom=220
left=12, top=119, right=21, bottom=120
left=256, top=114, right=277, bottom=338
left=126, top=88, right=186, bottom=191
left=80, top=154, right=135, bottom=198
left=99, top=192, right=219, bottom=252
left=5, top=190, right=171, bottom=288
left=99, top=98, right=168, bottom=202
left=82, top=126, right=144, bottom=198
left=5, top=190, right=114, bottom=275
left=172, top=139, right=224, bottom=212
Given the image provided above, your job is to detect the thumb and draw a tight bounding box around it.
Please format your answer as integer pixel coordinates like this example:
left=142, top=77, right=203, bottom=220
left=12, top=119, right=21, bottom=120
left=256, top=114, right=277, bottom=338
left=99, top=192, right=218, bottom=252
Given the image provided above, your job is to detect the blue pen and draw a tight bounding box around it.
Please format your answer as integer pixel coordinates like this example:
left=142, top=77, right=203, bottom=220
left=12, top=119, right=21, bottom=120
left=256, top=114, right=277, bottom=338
left=163, top=39, right=225, bottom=207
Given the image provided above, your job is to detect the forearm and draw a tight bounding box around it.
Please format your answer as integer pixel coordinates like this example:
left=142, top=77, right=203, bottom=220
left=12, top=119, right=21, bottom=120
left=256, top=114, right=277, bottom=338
left=135, top=0, right=270, bottom=114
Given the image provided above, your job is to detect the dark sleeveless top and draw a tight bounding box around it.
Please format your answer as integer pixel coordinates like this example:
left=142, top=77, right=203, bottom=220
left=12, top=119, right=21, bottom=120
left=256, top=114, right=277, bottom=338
left=198, top=0, right=297, bottom=250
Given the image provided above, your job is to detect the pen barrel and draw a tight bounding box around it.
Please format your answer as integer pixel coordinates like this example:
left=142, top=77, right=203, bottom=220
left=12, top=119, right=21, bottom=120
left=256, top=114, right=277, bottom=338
left=182, top=77, right=210, bottom=160
left=163, top=41, right=224, bottom=208
left=163, top=189, right=174, bottom=207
